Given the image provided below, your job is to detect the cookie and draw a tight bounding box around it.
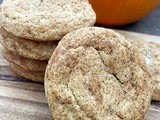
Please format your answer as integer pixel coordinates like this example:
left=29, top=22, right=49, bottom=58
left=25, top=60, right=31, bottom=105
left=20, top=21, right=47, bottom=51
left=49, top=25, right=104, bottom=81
left=10, top=62, right=44, bottom=82
left=0, top=0, right=96, bottom=41
left=0, top=27, right=58, bottom=60
left=1, top=47, right=47, bottom=72
left=45, top=27, right=153, bottom=119
left=131, top=40, right=160, bottom=101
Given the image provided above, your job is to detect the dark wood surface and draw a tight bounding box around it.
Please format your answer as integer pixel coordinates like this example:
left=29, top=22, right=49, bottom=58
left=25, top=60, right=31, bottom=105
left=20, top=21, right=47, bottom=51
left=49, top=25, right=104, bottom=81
left=0, top=30, right=160, bottom=120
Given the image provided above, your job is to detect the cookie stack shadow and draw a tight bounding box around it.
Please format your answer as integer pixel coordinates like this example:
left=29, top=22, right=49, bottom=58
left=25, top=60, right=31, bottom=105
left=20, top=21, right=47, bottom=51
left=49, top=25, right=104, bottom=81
left=0, top=27, right=59, bottom=82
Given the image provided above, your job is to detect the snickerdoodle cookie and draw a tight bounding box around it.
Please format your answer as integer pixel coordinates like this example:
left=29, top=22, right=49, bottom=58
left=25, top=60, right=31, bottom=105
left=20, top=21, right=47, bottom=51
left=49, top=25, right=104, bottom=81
left=10, top=63, right=44, bottom=82
left=131, top=40, right=160, bottom=101
left=0, top=27, right=58, bottom=60
left=1, top=47, right=47, bottom=72
left=0, top=0, right=96, bottom=41
left=45, top=27, right=153, bottom=120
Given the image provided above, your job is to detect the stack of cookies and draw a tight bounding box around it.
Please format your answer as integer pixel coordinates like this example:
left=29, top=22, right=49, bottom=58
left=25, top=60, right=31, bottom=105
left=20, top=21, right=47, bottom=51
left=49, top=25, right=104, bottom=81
left=0, top=27, right=58, bottom=82
left=0, top=0, right=96, bottom=82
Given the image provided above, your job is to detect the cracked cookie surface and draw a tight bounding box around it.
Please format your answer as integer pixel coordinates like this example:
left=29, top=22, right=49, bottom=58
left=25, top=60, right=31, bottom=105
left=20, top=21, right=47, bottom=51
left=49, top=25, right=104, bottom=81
left=45, top=27, right=153, bottom=120
left=131, top=40, right=160, bottom=101
left=0, top=0, right=96, bottom=41
left=0, top=27, right=58, bottom=60
left=1, top=47, right=47, bottom=72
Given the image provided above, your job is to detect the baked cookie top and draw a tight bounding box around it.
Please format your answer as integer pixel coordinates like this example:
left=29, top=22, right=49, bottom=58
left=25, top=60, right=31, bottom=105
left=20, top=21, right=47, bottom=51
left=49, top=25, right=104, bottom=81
left=45, top=27, right=153, bottom=120
left=131, top=40, right=160, bottom=101
left=0, top=0, right=96, bottom=41
left=0, top=27, right=58, bottom=60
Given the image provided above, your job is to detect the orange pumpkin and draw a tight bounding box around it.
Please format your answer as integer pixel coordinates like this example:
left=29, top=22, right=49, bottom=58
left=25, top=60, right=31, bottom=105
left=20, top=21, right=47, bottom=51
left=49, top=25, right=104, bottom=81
left=89, top=0, right=160, bottom=26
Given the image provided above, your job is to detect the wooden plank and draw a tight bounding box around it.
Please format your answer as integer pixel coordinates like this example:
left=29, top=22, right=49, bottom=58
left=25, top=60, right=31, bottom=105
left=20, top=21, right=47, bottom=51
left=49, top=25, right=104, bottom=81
left=0, top=81, right=45, bottom=103
left=0, top=81, right=52, bottom=120
left=115, top=29, right=160, bottom=43
left=0, top=30, right=160, bottom=120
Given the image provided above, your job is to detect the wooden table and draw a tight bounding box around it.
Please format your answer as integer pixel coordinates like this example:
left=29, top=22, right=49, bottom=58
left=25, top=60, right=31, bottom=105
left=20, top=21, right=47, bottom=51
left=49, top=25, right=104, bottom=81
left=0, top=30, right=160, bottom=120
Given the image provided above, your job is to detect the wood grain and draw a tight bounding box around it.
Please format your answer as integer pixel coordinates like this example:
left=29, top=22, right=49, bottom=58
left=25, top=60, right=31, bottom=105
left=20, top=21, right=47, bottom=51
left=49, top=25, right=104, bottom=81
left=0, top=30, right=160, bottom=120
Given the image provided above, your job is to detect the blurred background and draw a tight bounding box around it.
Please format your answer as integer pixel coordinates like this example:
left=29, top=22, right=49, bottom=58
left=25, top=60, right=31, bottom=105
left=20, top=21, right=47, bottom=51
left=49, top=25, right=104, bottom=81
left=116, top=6, right=160, bottom=36
left=0, top=0, right=159, bottom=35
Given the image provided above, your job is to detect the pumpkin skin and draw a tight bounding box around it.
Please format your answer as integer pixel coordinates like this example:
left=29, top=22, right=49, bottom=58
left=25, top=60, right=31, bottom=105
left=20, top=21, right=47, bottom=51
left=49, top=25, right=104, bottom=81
left=89, top=0, right=160, bottom=26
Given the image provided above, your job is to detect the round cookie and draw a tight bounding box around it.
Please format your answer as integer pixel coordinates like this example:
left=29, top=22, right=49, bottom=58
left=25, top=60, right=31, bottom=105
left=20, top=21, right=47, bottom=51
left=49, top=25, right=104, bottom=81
left=0, top=0, right=96, bottom=41
left=131, top=40, right=160, bottom=101
left=1, top=47, right=47, bottom=72
left=0, top=27, right=58, bottom=60
left=10, top=63, right=44, bottom=82
left=45, top=27, right=153, bottom=120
